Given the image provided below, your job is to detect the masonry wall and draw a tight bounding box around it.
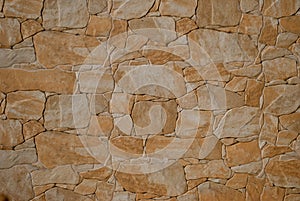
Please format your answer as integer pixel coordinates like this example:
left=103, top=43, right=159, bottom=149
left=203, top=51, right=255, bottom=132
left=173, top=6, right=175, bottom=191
left=0, top=0, right=300, bottom=200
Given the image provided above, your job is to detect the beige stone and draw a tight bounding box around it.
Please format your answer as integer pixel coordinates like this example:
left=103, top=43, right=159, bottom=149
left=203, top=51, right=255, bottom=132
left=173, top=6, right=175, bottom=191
left=261, top=46, right=292, bottom=61
left=177, top=91, right=198, bottom=109
left=35, top=131, right=99, bottom=168
left=225, top=77, right=247, bottom=92
left=0, top=148, right=37, bottom=168
left=259, top=114, right=278, bottom=146
left=176, top=18, right=198, bottom=36
left=226, top=173, right=248, bottom=189
left=177, top=188, right=198, bottom=201
left=187, top=178, right=207, bottom=190
left=115, top=162, right=187, bottom=196
left=262, top=145, right=292, bottom=158
left=245, top=79, right=264, bottom=107
left=215, top=106, right=261, bottom=139
left=33, top=184, right=54, bottom=196
left=21, top=20, right=43, bottom=39
left=0, top=119, right=23, bottom=148
left=246, top=176, right=265, bottom=201
left=3, top=0, right=43, bottom=18
left=95, top=181, right=114, bottom=201
left=261, top=186, right=285, bottom=201
left=23, top=120, right=45, bottom=140
left=89, top=94, right=109, bottom=114
left=263, top=0, right=300, bottom=18
left=276, top=32, right=298, bottom=48
left=110, top=136, right=143, bottom=155
left=34, top=31, right=99, bottom=68
left=160, top=0, right=197, bottom=17
left=229, top=64, right=262, bottom=78
left=198, top=182, right=245, bottom=201
left=276, top=130, right=298, bottom=146
left=111, top=192, right=136, bottom=201
left=239, top=14, right=262, bottom=35
left=0, top=166, right=34, bottom=201
left=6, top=91, right=45, bottom=120
left=87, top=115, right=113, bottom=137
left=0, top=48, right=36, bottom=68
left=142, top=49, right=183, bottom=65
left=279, top=112, right=300, bottom=133
left=112, top=0, right=155, bottom=20
left=259, top=17, right=277, bottom=45
left=0, top=68, right=76, bottom=94
left=43, top=0, right=89, bottom=29
left=280, top=16, right=300, bottom=34
left=88, top=0, right=107, bottom=14
left=74, top=179, right=97, bottom=195
left=86, top=15, right=112, bottom=37
left=80, top=166, right=113, bottom=181
left=0, top=18, right=22, bottom=48
left=240, top=0, right=259, bottom=12
left=263, top=58, right=297, bottom=82
left=285, top=194, right=300, bottom=201
left=263, top=85, right=300, bottom=116
left=110, top=93, right=134, bottom=114
left=226, top=140, right=261, bottom=167
left=231, top=161, right=262, bottom=174
left=185, top=160, right=231, bottom=180
left=45, top=187, right=92, bottom=201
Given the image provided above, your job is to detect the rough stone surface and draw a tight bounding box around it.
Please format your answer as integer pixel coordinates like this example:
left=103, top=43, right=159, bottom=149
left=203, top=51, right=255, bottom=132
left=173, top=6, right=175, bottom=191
left=262, top=0, right=300, bottom=18
left=45, top=187, right=92, bottom=201
left=280, top=16, right=300, bottom=34
left=263, top=58, right=297, bottom=82
left=3, top=0, right=43, bottom=19
left=0, top=119, right=23, bottom=147
left=160, top=0, right=197, bottom=17
left=21, top=20, right=43, bottom=39
left=0, top=48, right=36, bottom=68
left=0, top=18, right=22, bottom=47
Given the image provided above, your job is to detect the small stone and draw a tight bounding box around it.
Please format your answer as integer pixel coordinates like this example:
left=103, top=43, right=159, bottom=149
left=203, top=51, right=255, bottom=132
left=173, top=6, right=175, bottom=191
left=225, top=77, right=247, bottom=92
left=80, top=166, right=113, bottom=181
left=6, top=91, right=45, bottom=120
left=3, top=0, right=43, bottom=18
left=86, top=15, right=112, bottom=37
left=176, top=18, right=198, bottom=36
left=0, top=48, right=36, bottom=68
left=177, top=188, right=198, bottom=201
left=0, top=119, right=23, bottom=147
left=240, top=0, right=259, bottom=12
left=229, top=64, right=262, bottom=78
left=239, top=14, right=262, bottom=35
left=88, top=0, right=107, bottom=14
left=74, top=179, right=98, bottom=195
left=159, top=0, right=197, bottom=17
left=177, top=91, right=198, bottom=109
left=262, top=144, right=292, bottom=158
left=246, top=175, right=265, bottom=201
left=245, top=79, right=264, bottom=107
left=89, top=94, right=109, bottom=114
left=23, top=120, right=45, bottom=140
left=279, top=112, right=300, bottom=133
left=259, top=114, right=278, bottom=146
left=276, top=32, right=298, bottom=48
left=110, top=136, right=143, bottom=155
left=231, top=161, right=262, bottom=174
left=45, top=187, right=92, bottom=201
left=280, top=16, right=300, bottom=35
left=226, top=173, right=248, bottom=189
left=261, top=186, right=285, bottom=201
left=33, top=184, right=54, bottom=196
left=259, top=17, right=278, bottom=45
left=261, top=46, right=292, bottom=61
left=187, top=178, right=207, bottom=190
left=276, top=130, right=298, bottom=146
left=0, top=148, right=37, bottom=169
left=95, top=181, right=114, bottom=201
left=0, top=18, right=22, bottom=48
left=21, top=20, right=43, bottom=39
left=226, top=140, right=261, bottom=167
left=262, top=0, right=300, bottom=18
left=263, top=58, right=297, bottom=82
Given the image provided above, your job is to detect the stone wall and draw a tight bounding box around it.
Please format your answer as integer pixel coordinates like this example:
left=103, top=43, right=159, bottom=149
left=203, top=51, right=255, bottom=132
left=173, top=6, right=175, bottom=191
left=0, top=0, right=300, bottom=200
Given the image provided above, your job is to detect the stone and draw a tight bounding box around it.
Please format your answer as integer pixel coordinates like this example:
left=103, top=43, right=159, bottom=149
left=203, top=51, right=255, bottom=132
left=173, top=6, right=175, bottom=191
left=33, top=184, right=54, bottom=196
left=262, top=145, right=292, bottom=158
left=245, top=79, right=264, bottom=107
left=44, top=94, right=90, bottom=129
left=0, top=18, right=22, bottom=47
left=0, top=148, right=37, bottom=169
left=198, top=182, right=244, bottom=201
left=3, top=0, right=43, bottom=19
left=279, top=112, right=300, bottom=133
left=21, top=20, right=43, bottom=39
left=240, top=0, right=259, bottom=12
left=0, top=119, right=23, bottom=148
left=259, top=114, right=278, bottom=146
left=225, top=77, right=247, bottom=92
left=142, top=49, right=183, bottom=65
left=263, top=58, right=297, bottom=82
left=43, top=0, right=89, bottom=29
left=23, top=120, right=45, bottom=140
left=185, top=160, right=231, bottom=180
left=32, top=165, right=79, bottom=186
left=115, top=162, right=187, bottom=196
left=95, top=181, right=114, bottom=201
left=176, top=18, right=198, bottom=36
left=276, top=130, right=298, bottom=146
left=160, top=0, right=197, bottom=17
left=280, top=16, right=300, bottom=34
left=86, top=15, right=112, bottom=37
left=34, top=31, right=100, bottom=68
left=265, top=158, right=300, bottom=188
left=285, top=194, right=300, bottom=201
left=226, top=173, right=248, bottom=189
left=111, top=0, right=155, bottom=20
left=177, top=188, right=198, bottom=201
left=177, top=91, right=198, bottom=109
left=0, top=68, right=76, bottom=94
left=261, top=47, right=292, bottom=61
left=231, top=161, right=262, bottom=174
left=80, top=166, right=113, bottom=181
left=74, top=179, right=97, bottom=195
left=45, top=187, right=92, bottom=201
left=88, top=0, right=107, bottom=14
left=261, top=186, right=285, bottom=201
left=263, top=85, right=300, bottom=116
left=214, top=106, right=261, bottom=139
left=111, top=192, right=136, bottom=201
left=0, top=48, right=36, bottom=68
left=35, top=131, right=100, bottom=168
left=262, top=0, right=300, bottom=18
left=87, top=115, right=113, bottom=137
left=89, top=94, right=109, bottom=114
left=276, top=32, right=298, bottom=48
left=246, top=176, right=265, bottom=201
left=110, top=93, right=134, bottom=115
left=6, top=91, right=45, bottom=120
left=239, top=14, right=262, bottom=35
left=226, top=140, right=261, bottom=167
left=110, top=136, right=143, bottom=155
left=229, top=64, right=262, bottom=78
left=259, top=17, right=277, bottom=45
left=0, top=166, right=34, bottom=201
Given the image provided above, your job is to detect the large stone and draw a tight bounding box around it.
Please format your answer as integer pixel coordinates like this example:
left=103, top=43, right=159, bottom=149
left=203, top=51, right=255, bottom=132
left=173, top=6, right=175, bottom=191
left=259, top=17, right=277, bottom=45
left=0, top=166, right=34, bottom=201
left=160, top=0, right=197, bottom=17
left=45, top=187, right=92, bottom=201
left=88, top=0, right=107, bottom=14
left=0, top=119, right=23, bottom=148
left=185, top=160, right=231, bottom=180
left=0, top=48, right=36, bottom=68
left=196, top=0, right=241, bottom=27
left=276, top=32, right=298, bottom=48
left=214, top=106, right=261, bottom=139
left=279, top=112, right=300, bottom=133
left=239, top=14, right=262, bottom=35
left=35, top=131, right=100, bottom=168
left=3, top=0, right=43, bottom=19
left=262, top=0, right=300, bottom=18
left=112, top=0, right=155, bottom=20
left=0, top=18, right=22, bottom=47
left=95, top=181, right=114, bottom=201
left=263, top=85, right=300, bottom=116
left=34, top=31, right=100, bottom=68
left=86, top=15, right=112, bottom=37
left=32, top=165, right=79, bottom=186
left=0, top=148, right=37, bottom=169
left=263, top=58, right=297, bottom=82
left=115, top=162, right=187, bottom=196
left=6, top=91, right=45, bottom=120
left=240, top=0, right=259, bottom=12
left=280, top=16, right=300, bottom=34
left=44, top=94, right=90, bottom=129
left=43, top=0, right=89, bottom=29
left=0, top=68, right=76, bottom=94
left=198, top=182, right=245, bottom=201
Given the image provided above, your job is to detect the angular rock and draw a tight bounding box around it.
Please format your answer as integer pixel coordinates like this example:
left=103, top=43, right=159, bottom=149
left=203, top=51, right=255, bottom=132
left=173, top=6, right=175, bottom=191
left=0, top=68, right=76, bottom=94
left=276, top=130, right=298, bottom=146
left=263, top=58, right=297, bottom=82
left=276, top=32, right=298, bottom=48
left=110, top=136, right=143, bottom=155
left=111, top=192, right=136, bottom=201
left=21, top=20, right=43, bottom=39
left=6, top=91, right=45, bottom=120
left=88, top=0, right=107, bottom=14
left=0, top=18, right=22, bottom=47
left=239, top=14, right=262, bottom=35
left=280, top=16, right=300, bottom=34
left=215, top=106, right=261, bottom=139
left=177, top=188, right=198, bottom=201
left=43, top=0, right=89, bottom=29
left=0, top=119, right=23, bottom=147
left=112, top=0, right=155, bottom=20
left=3, top=0, right=43, bottom=19
left=285, top=194, right=300, bottom=201
left=225, top=77, right=247, bottom=92
left=23, top=120, right=45, bottom=140
left=110, top=93, right=134, bottom=115
left=0, top=48, right=35, bottom=68
left=262, top=0, right=300, bottom=18
left=231, top=161, right=262, bottom=174
left=95, top=181, right=114, bottom=201
left=261, top=186, right=285, bottom=201
left=279, top=112, right=300, bottom=133
left=176, top=18, right=198, bottom=36
left=259, top=17, right=277, bottom=45
left=74, top=179, right=98, bottom=195
left=80, top=166, right=112, bottom=181
left=226, top=173, right=248, bottom=189
left=261, top=46, right=292, bottom=61
left=45, top=187, right=92, bottom=201
left=259, top=114, right=278, bottom=146
left=44, top=94, right=90, bottom=129
left=245, top=79, right=264, bottom=107
left=240, top=0, right=259, bottom=12
left=160, top=0, right=197, bottom=17
left=0, top=148, right=37, bottom=169
left=262, top=144, right=292, bottom=158
left=87, top=115, right=113, bottom=137
left=229, top=64, right=262, bottom=78
left=246, top=176, right=265, bottom=201
left=86, top=15, right=112, bottom=37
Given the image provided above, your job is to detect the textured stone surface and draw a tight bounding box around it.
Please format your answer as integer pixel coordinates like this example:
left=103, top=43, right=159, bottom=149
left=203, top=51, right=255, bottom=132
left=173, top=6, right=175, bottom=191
left=21, top=20, right=43, bottom=39
left=0, top=18, right=22, bottom=47
left=3, top=0, right=43, bottom=19
left=0, top=148, right=37, bottom=169
left=86, top=15, right=112, bottom=37
left=263, top=58, right=297, bottom=82
left=160, top=0, right=197, bottom=17
left=0, top=119, right=23, bottom=147
left=280, top=16, right=300, bottom=34
left=45, top=187, right=92, bottom=201
left=0, top=48, right=36, bottom=68
left=262, top=0, right=300, bottom=18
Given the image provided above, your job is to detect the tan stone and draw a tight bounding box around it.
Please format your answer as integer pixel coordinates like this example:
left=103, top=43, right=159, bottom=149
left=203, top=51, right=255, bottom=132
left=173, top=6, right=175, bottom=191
left=177, top=188, right=198, bottom=201
left=176, top=18, right=198, bottom=36
left=0, top=166, right=34, bottom=201
left=89, top=94, right=109, bottom=114
left=0, top=48, right=36, bottom=68
left=261, top=46, right=292, bottom=61
left=23, top=120, right=45, bottom=140
left=246, top=176, right=265, bottom=201
left=259, top=17, right=277, bottom=45
left=35, top=131, right=99, bottom=168
left=226, top=173, right=248, bottom=189
left=111, top=192, right=136, bottom=201
left=21, top=20, right=43, bottom=39
left=0, top=18, right=22, bottom=48
left=183, top=67, right=202, bottom=82
left=80, top=166, right=113, bottom=181
left=261, top=186, right=285, bottom=201
left=285, top=194, right=300, bottom=201
left=231, top=161, right=262, bottom=174
left=245, top=79, right=264, bottom=107
left=74, top=179, right=97, bottom=195
left=276, top=32, right=298, bottom=48
left=115, top=162, right=187, bottom=196
left=0, top=119, right=23, bottom=148
left=86, top=15, right=112, bottom=37
left=265, top=158, right=300, bottom=188
left=95, top=181, right=114, bottom=201
left=187, top=178, right=207, bottom=190
left=43, top=0, right=89, bottom=29
left=263, top=85, right=300, bottom=116
left=226, top=140, right=261, bottom=167
left=87, top=115, right=113, bottom=137
left=142, top=49, right=183, bottom=65
left=88, top=0, right=107, bottom=14
left=263, top=144, right=292, bottom=158
left=112, top=0, right=155, bottom=20
left=259, top=114, right=278, bottom=146
left=190, top=63, right=230, bottom=82
left=185, top=160, right=231, bottom=180
left=198, top=182, right=245, bottom=201
left=6, top=91, right=45, bottom=120
left=240, top=0, right=259, bottom=12
left=263, top=0, right=300, bottom=18
left=276, top=130, right=298, bottom=146
left=177, top=91, right=198, bottom=109
left=239, top=14, right=262, bottom=35
left=3, top=0, right=43, bottom=18
left=0, top=68, right=76, bottom=94
left=225, top=77, right=247, bottom=92
left=45, top=187, right=92, bottom=201
left=110, top=93, right=134, bottom=114
left=33, top=184, right=54, bottom=196
left=215, top=106, right=261, bottom=139
left=280, top=112, right=300, bottom=133
left=0, top=148, right=37, bottom=168
left=196, top=0, right=241, bottom=27
left=263, top=58, right=297, bottom=82
left=34, top=31, right=100, bottom=68
left=160, top=0, right=197, bottom=17
left=229, top=64, right=262, bottom=78
left=110, top=136, right=143, bottom=155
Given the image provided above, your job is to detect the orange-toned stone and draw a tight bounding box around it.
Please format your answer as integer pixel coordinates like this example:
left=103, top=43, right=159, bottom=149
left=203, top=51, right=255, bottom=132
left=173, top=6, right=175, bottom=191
left=74, top=179, right=98, bottom=195
left=110, top=136, right=144, bottom=155
left=246, top=176, right=265, bottom=201
left=276, top=130, right=298, bottom=146
left=261, top=186, right=285, bottom=201
left=176, top=18, right=198, bottom=36
left=95, top=181, right=114, bottom=201
left=245, top=79, right=264, bottom=107
left=88, top=0, right=107, bottom=14
left=80, top=166, right=113, bottom=181
left=225, top=77, right=247, bottom=92
left=262, top=0, right=300, bottom=18
left=86, top=15, right=112, bottom=37
left=45, top=187, right=92, bottom=201
left=21, top=20, right=43, bottom=39
left=0, top=18, right=22, bottom=48
left=259, top=17, right=277, bottom=45
left=279, top=112, right=300, bottom=133
left=226, top=173, right=248, bottom=189
left=263, top=58, right=297, bottom=82
left=3, top=0, right=43, bottom=19
left=0, top=119, right=23, bottom=148
left=160, top=0, right=197, bottom=17
left=239, top=14, right=262, bottom=35
left=23, top=120, right=45, bottom=140
left=280, top=16, right=300, bottom=34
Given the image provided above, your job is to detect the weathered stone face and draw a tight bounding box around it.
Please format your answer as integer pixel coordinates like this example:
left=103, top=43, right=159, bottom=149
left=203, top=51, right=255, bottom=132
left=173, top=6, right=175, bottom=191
left=3, top=0, right=43, bottom=19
